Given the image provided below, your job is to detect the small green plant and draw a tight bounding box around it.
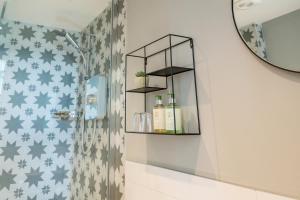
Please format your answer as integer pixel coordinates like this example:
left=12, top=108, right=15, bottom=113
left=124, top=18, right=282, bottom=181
left=135, top=71, right=147, bottom=77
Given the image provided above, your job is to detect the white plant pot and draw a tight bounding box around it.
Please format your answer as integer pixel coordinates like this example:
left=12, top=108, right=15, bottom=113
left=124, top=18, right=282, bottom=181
left=135, top=77, right=149, bottom=88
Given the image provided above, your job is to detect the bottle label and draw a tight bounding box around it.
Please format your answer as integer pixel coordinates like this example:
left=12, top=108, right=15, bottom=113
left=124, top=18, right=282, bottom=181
left=165, top=108, right=182, bottom=132
left=153, top=108, right=165, bottom=130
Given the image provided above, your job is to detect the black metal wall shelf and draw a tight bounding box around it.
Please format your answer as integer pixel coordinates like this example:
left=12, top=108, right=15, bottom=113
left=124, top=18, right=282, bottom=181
left=126, top=132, right=200, bottom=136
left=126, top=87, right=166, bottom=93
left=125, top=34, right=201, bottom=136
left=147, top=66, right=194, bottom=77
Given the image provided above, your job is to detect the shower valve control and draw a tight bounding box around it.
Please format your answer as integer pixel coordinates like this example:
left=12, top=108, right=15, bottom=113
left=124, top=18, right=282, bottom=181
left=85, top=75, right=107, bottom=120
left=87, top=94, right=97, bottom=105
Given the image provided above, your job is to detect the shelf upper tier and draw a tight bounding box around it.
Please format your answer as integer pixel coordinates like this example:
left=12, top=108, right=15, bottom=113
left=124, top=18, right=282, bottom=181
left=126, top=87, right=166, bottom=93
left=147, top=66, right=194, bottom=77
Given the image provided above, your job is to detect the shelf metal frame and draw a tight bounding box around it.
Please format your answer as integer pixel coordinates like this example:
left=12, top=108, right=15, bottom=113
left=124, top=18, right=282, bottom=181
left=125, top=34, right=201, bottom=135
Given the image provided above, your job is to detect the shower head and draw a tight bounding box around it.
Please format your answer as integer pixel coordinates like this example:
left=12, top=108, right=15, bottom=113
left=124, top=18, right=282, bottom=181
left=53, top=30, right=67, bottom=37
left=54, top=30, right=88, bottom=73
left=54, top=30, right=81, bottom=51
left=65, top=33, right=81, bottom=50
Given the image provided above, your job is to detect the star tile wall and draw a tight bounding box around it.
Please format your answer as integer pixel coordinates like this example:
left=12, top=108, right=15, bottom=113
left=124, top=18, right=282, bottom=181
left=110, top=0, right=126, bottom=199
left=70, top=4, right=112, bottom=199
left=70, top=0, right=126, bottom=199
left=0, top=19, right=79, bottom=200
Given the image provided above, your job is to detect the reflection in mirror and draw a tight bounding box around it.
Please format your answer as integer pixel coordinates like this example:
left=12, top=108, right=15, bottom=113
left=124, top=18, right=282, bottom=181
left=232, top=0, right=300, bottom=72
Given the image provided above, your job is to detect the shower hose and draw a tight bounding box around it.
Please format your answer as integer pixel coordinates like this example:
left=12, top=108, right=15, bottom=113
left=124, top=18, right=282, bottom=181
left=79, top=50, right=97, bottom=155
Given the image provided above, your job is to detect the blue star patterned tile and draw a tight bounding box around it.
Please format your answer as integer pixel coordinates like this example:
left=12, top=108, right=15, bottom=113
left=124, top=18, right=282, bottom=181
left=59, top=93, right=74, bottom=109
left=88, top=175, right=96, bottom=194
left=0, top=18, right=79, bottom=199
left=0, top=169, right=16, bottom=190
left=19, top=26, right=36, bottom=40
left=52, top=166, right=68, bottom=184
left=31, top=116, right=49, bottom=133
left=9, top=91, right=27, bottom=108
left=40, top=49, right=56, bottom=64
left=56, top=120, right=72, bottom=133
left=34, top=92, right=51, bottom=108
left=28, top=141, right=46, bottom=159
left=63, top=52, right=77, bottom=66
left=0, top=44, right=9, bottom=59
left=0, top=141, right=20, bottom=161
left=38, top=70, right=53, bottom=85
left=43, top=30, right=58, bottom=43
left=25, top=168, right=44, bottom=187
left=71, top=2, right=125, bottom=199
left=0, top=22, right=12, bottom=36
left=12, top=68, right=30, bottom=84
left=4, top=116, right=24, bottom=134
left=27, top=196, right=37, bottom=200
left=79, top=171, right=85, bottom=189
left=50, top=192, right=66, bottom=200
left=14, top=187, right=24, bottom=198
left=16, top=46, right=33, bottom=61
left=54, top=140, right=70, bottom=158
left=61, top=72, right=75, bottom=87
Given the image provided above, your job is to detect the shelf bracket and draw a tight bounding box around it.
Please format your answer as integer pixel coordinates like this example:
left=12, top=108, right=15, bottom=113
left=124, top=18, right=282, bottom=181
left=190, top=39, right=193, bottom=49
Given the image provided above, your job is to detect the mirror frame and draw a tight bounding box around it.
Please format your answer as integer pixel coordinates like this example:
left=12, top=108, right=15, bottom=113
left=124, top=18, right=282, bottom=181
left=231, top=0, right=300, bottom=73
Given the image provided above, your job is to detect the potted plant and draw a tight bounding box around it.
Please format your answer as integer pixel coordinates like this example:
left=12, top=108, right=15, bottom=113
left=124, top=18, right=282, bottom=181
left=135, top=71, right=149, bottom=88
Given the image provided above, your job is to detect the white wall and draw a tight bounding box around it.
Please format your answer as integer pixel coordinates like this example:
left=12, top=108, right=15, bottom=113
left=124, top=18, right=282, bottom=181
left=125, top=0, right=300, bottom=199
left=126, top=161, right=295, bottom=200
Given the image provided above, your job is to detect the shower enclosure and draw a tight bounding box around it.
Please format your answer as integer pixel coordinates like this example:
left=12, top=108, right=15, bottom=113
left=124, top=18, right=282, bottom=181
left=0, top=0, right=125, bottom=199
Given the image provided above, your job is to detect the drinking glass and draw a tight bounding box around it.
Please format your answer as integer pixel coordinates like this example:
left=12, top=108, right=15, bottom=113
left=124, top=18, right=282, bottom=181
left=132, top=112, right=152, bottom=132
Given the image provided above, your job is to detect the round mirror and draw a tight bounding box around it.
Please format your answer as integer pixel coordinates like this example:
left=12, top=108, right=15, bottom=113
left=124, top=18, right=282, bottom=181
left=232, top=0, right=300, bottom=72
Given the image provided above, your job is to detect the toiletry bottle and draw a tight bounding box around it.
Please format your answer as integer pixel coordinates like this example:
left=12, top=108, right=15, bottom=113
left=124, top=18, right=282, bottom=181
left=165, top=93, right=182, bottom=134
left=153, top=95, right=165, bottom=133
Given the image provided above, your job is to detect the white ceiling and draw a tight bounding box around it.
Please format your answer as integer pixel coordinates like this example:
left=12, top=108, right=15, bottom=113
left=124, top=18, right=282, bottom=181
left=234, top=0, right=300, bottom=27
left=0, top=0, right=111, bottom=31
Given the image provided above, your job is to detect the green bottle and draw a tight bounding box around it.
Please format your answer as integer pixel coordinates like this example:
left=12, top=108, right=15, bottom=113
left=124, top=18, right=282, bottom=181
left=153, top=95, right=166, bottom=133
left=165, top=93, right=182, bottom=134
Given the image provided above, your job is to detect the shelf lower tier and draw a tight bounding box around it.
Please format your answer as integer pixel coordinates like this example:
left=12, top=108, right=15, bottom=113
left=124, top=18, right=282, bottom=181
left=126, top=87, right=166, bottom=93
left=126, top=131, right=200, bottom=136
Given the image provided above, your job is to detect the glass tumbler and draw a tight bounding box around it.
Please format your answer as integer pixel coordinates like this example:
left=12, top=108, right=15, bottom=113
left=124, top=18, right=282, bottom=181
left=132, top=112, right=153, bottom=132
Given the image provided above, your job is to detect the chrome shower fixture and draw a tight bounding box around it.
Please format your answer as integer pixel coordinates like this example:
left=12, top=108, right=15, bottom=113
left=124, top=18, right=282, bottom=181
left=66, top=33, right=81, bottom=50
left=54, top=30, right=96, bottom=53
left=1, top=0, right=8, bottom=19
left=53, top=30, right=84, bottom=51
left=54, top=29, right=101, bottom=156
